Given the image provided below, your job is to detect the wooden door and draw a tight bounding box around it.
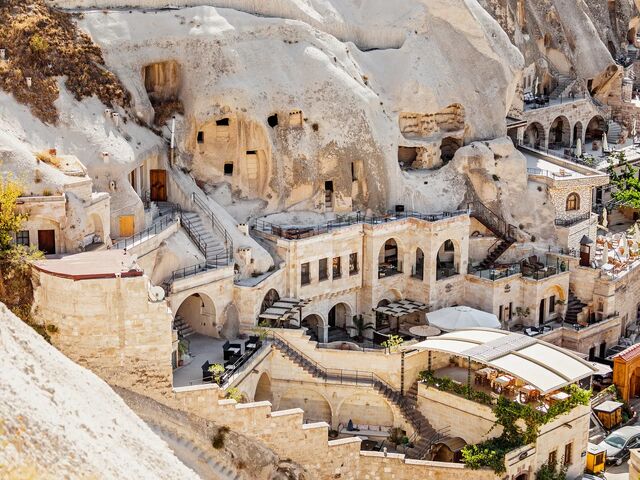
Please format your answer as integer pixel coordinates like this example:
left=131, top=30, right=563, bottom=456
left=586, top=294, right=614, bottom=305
left=150, top=169, right=167, bottom=201
left=119, top=215, right=135, bottom=237
left=37, top=230, right=56, bottom=254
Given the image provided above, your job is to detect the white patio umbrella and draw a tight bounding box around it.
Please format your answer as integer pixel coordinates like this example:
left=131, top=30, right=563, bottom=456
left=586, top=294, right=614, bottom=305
left=619, top=234, right=629, bottom=260
left=602, top=208, right=609, bottom=229
left=632, top=119, right=637, bottom=138
left=575, top=138, right=582, bottom=157
left=426, top=306, right=501, bottom=332
left=532, top=77, right=539, bottom=96
left=602, top=133, right=609, bottom=152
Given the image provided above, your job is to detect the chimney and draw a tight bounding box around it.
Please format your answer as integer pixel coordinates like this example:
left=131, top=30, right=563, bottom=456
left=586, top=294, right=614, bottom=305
left=26, top=77, right=32, bottom=88
left=0, top=49, right=5, bottom=60
left=102, top=152, right=110, bottom=163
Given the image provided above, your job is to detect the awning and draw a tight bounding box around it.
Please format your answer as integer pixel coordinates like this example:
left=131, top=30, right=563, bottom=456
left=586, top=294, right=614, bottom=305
left=259, top=298, right=309, bottom=323
left=427, top=306, right=500, bottom=331
left=373, top=299, right=428, bottom=317
left=412, top=328, right=597, bottom=394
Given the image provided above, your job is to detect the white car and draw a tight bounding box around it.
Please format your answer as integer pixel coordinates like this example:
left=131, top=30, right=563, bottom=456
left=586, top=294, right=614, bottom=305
left=597, top=425, right=640, bottom=465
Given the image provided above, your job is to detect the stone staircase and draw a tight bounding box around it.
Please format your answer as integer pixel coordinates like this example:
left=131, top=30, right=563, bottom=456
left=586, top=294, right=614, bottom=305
left=565, top=291, right=587, bottom=324
left=270, top=334, right=444, bottom=459
left=156, top=201, right=227, bottom=268
left=549, top=74, right=575, bottom=100
left=468, top=201, right=517, bottom=270
left=150, top=424, right=241, bottom=480
left=173, top=315, right=194, bottom=338
left=607, top=121, right=623, bottom=145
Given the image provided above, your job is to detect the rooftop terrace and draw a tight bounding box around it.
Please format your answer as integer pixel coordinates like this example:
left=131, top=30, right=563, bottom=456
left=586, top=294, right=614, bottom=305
left=252, top=210, right=468, bottom=240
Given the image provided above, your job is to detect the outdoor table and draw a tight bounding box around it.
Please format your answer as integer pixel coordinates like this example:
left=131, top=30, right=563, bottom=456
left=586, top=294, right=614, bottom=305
left=228, top=347, right=241, bottom=354
left=225, top=364, right=235, bottom=371
left=475, top=367, right=496, bottom=386
left=519, top=384, right=539, bottom=402
left=492, top=375, right=514, bottom=393
left=246, top=343, right=257, bottom=350
left=549, top=391, right=570, bottom=403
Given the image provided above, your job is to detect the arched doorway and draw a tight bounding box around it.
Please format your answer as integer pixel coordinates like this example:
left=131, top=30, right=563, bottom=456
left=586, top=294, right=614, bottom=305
left=220, top=303, right=240, bottom=339
left=328, top=303, right=353, bottom=342
left=573, top=121, right=583, bottom=146
left=436, top=240, right=458, bottom=280
left=379, top=238, right=401, bottom=278
left=585, top=116, right=605, bottom=144
left=549, top=116, right=571, bottom=149
left=89, top=213, right=105, bottom=247
left=175, top=293, right=217, bottom=337
left=301, top=314, right=324, bottom=342
left=260, top=289, right=280, bottom=314
left=414, top=248, right=425, bottom=280
left=254, top=372, right=273, bottom=402
left=279, top=387, right=332, bottom=424
left=523, top=122, right=545, bottom=149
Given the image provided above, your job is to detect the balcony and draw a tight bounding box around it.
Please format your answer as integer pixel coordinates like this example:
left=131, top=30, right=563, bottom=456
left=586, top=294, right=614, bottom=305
left=378, top=263, right=402, bottom=279
left=436, top=264, right=458, bottom=281
left=520, top=255, right=568, bottom=280
left=471, top=263, right=521, bottom=281
left=554, top=212, right=591, bottom=228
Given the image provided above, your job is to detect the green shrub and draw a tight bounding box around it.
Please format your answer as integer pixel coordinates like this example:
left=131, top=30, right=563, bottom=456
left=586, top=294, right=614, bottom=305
left=29, top=34, right=49, bottom=54
left=211, top=425, right=230, bottom=449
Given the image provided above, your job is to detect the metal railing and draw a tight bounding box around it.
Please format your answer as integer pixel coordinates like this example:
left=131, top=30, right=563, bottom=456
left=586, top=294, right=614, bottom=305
left=191, top=192, right=233, bottom=262
left=179, top=209, right=208, bottom=259
left=468, top=201, right=516, bottom=241
left=113, top=214, right=177, bottom=250
left=554, top=212, right=591, bottom=227
left=520, top=256, right=569, bottom=280
left=252, top=209, right=468, bottom=240
left=471, top=263, right=521, bottom=281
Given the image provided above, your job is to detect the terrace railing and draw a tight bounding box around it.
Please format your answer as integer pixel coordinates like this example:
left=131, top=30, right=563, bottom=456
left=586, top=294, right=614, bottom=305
left=113, top=214, right=177, bottom=251
left=252, top=209, right=468, bottom=240
left=554, top=212, right=591, bottom=227
left=191, top=192, right=233, bottom=262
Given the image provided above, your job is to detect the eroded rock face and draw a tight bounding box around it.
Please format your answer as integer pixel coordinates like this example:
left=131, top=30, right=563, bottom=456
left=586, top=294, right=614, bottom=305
left=480, top=0, right=634, bottom=98
left=78, top=1, right=522, bottom=215
left=0, top=303, right=199, bottom=479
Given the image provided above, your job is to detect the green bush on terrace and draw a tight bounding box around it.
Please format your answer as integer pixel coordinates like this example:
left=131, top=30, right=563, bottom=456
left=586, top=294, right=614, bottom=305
left=418, top=370, right=493, bottom=406
left=418, top=370, right=591, bottom=473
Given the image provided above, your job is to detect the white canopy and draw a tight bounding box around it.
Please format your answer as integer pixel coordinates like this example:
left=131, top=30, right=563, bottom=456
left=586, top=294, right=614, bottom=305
left=412, top=328, right=597, bottom=394
left=427, top=306, right=500, bottom=331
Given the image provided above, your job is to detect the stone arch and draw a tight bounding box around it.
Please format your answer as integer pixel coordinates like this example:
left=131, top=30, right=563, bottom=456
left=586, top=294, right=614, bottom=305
left=254, top=372, right=273, bottom=403
left=174, top=292, right=217, bottom=337
left=566, top=192, right=580, bottom=211
left=279, top=387, right=332, bottom=424
left=572, top=121, right=583, bottom=146
left=328, top=302, right=352, bottom=330
left=523, top=122, right=545, bottom=149
left=436, top=239, right=460, bottom=280
left=260, top=288, right=280, bottom=314
left=543, top=284, right=566, bottom=302
left=337, top=392, right=395, bottom=428
left=414, top=247, right=425, bottom=280
left=378, top=237, right=403, bottom=278
left=220, top=303, right=240, bottom=339
left=549, top=115, right=571, bottom=148
left=88, top=213, right=105, bottom=246
left=585, top=115, right=606, bottom=143
left=301, top=313, right=325, bottom=342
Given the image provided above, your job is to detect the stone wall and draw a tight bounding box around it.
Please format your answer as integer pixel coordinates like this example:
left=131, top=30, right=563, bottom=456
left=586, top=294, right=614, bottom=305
left=32, top=270, right=174, bottom=395
left=539, top=317, right=622, bottom=356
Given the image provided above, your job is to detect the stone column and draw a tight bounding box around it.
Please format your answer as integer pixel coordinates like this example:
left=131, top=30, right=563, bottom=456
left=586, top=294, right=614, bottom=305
left=319, top=324, right=329, bottom=343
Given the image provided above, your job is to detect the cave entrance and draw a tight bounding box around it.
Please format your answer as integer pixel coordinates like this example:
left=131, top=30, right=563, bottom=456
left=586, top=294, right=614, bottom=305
left=440, top=137, right=462, bottom=163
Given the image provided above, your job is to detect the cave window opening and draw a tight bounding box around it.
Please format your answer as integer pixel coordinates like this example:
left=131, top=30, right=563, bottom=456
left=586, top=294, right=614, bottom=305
left=268, top=114, right=279, bottom=128
left=197, top=131, right=204, bottom=144
left=398, top=146, right=418, bottom=170
left=351, top=162, right=357, bottom=182
left=216, top=118, right=229, bottom=126
left=224, top=163, right=234, bottom=176
left=246, top=150, right=257, bottom=155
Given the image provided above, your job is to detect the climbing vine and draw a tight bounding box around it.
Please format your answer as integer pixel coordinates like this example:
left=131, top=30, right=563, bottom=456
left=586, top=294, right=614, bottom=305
left=459, top=384, right=590, bottom=473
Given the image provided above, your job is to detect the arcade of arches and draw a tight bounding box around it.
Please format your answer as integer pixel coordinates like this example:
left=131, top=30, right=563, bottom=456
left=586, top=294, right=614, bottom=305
left=522, top=114, right=607, bottom=151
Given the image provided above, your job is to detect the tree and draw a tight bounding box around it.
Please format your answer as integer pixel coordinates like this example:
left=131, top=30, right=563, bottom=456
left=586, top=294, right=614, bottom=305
left=0, top=175, right=28, bottom=251
left=381, top=334, right=404, bottom=352
left=347, top=315, right=374, bottom=341
left=607, top=152, right=640, bottom=209
left=0, top=175, right=44, bottom=336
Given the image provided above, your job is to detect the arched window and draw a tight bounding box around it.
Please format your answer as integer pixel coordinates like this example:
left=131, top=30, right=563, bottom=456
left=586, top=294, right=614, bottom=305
left=566, top=193, right=580, bottom=211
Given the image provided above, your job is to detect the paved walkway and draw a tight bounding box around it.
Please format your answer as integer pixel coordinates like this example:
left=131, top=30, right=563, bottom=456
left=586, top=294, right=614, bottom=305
left=172, top=334, right=246, bottom=388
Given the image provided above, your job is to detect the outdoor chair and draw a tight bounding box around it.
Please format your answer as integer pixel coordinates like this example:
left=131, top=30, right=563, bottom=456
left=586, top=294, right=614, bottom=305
left=201, top=360, right=213, bottom=382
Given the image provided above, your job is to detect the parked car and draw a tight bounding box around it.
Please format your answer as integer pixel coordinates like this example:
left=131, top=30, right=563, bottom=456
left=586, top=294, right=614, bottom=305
left=597, top=426, right=640, bottom=465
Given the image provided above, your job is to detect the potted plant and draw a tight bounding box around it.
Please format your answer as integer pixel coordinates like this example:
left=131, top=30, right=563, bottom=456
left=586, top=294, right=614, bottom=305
left=208, top=363, right=225, bottom=385
left=347, top=315, right=374, bottom=341
left=177, top=339, right=189, bottom=366
left=381, top=334, right=404, bottom=353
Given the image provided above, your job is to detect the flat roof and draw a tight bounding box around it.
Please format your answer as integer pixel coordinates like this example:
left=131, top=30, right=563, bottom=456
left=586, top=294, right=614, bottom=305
left=412, top=328, right=597, bottom=394
left=34, top=250, right=143, bottom=280
left=526, top=154, right=587, bottom=179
